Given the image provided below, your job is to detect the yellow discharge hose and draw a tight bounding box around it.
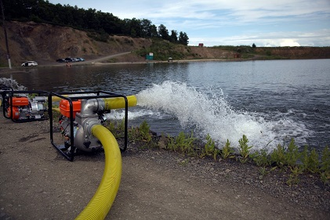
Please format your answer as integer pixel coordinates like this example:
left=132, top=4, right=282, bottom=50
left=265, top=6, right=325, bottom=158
left=103, top=95, right=137, bottom=110
left=51, top=95, right=137, bottom=108
left=75, top=125, right=122, bottom=220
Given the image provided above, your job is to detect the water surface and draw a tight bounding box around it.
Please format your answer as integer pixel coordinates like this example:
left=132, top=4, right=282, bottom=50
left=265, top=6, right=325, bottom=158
left=1, top=59, right=329, bottom=151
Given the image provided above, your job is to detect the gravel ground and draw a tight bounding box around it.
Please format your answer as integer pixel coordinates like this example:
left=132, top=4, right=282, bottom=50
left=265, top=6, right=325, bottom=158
left=0, top=110, right=329, bottom=219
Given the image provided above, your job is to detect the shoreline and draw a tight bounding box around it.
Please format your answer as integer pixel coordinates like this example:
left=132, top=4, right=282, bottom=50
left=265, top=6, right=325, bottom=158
left=2, top=56, right=330, bottom=72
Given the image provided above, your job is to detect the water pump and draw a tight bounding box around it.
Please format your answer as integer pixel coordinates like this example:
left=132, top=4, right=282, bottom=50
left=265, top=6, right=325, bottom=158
left=7, top=96, right=47, bottom=120
left=1, top=90, right=48, bottom=121
left=58, top=98, right=106, bottom=153
left=49, top=91, right=137, bottom=161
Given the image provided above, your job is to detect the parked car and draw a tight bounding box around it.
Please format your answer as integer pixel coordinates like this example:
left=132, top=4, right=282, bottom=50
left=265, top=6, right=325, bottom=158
left=56, top=58, right=66, bottom=63
left=76, top=57, right=85, bottom=62
left=21, top=61, right=38, bottom=67
left=64, top=57, right=74, bottom=62
left=56, top=57, right=85, bottom=63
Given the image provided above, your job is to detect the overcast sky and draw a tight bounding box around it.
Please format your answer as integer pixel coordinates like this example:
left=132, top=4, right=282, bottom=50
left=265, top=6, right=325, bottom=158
left=48, top=0, right=330, bottom=47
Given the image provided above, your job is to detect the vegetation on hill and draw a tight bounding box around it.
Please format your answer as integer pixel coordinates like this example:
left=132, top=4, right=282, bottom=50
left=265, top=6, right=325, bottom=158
left=1, top=1, right=330, bottom=66
left=1, top=0, right=189, bottom=45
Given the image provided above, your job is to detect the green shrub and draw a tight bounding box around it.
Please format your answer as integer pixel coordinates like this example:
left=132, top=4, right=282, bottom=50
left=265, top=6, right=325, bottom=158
left=175, top=131, right=196, bottom=155
left=287, top=166, right=303, bottom=186
left=301, top=146, right=310, bottom=172
left=221, top=139, right=234, bottom=159
left=270, top=144, right=287, bottom=168
left=319, top=146, right=329, bottom=184
left=238, top=135, right=253, bottom=163
left=251, top=149, right=271, bottom=167
left=105, top=119, right=125, bottom=138
left=200, top=134, right=220, bottom=161
left=308, top=148, right=320, bottom=173
left=127, top=120, right=152, bottom=143
left=139, top=121, right=152, bottom=142
left=321, top=146, right=330, bottom=173
left=285, top=138, right=301, bottom=168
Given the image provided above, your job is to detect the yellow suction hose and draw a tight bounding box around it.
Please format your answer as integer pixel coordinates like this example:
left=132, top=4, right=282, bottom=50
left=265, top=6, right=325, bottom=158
left=75, top=124, right=122, bottom=220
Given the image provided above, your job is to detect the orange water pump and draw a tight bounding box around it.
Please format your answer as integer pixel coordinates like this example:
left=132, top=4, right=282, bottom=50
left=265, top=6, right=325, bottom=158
left=3, top=94, right=48, bottom=121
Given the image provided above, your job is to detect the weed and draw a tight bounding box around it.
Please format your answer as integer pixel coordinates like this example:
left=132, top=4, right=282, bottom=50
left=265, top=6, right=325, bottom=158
left=251, top=149, right=271, bottom=167
left=285, top=138, right=301, bottom=168
left=238, top=135, right=253, bottom=163
left=301, top=146, right=310, bottom=172
left=175, top=131, right=196, bottom=155
left=287, top=166, right=303, bottom=186
left=139, top=121, right=152, bottom=142
left=127, top=121, right=152, bottom=143
left=128, top=126, right=139, bottom=142
left=320, top=172, right=330, bottom=185
left=167, top=135, right=177, bottom=151
left=320, top=146, right=330, bottom=173
left=221, top=139, right=234, bottom=159
left=117, top=119, right=125, bottom=136
left=320, top=146, right=330, bottom=184
left=308, top=148, right=320, bottom=173
left=105, top=120, right=119, bottom=138
left=200, top=134, right=220, bottom=161
left=270, top=144, right=286, bottom=169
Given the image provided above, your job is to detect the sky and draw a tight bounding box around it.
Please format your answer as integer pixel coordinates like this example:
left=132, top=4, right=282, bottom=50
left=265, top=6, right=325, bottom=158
left=48, top=0, right=330, bottom=47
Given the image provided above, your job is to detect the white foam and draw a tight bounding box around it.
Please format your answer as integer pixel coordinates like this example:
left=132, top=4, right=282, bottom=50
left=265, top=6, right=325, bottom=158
left=136, top=81, right=311, bottom=151
left=0, top=77, right=26, bottom=91
left=105, top=109, right=164, bottom=120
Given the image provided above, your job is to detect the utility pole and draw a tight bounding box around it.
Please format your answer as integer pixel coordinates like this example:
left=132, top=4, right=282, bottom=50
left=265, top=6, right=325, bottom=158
left=0, top=0, right=12, bottom=69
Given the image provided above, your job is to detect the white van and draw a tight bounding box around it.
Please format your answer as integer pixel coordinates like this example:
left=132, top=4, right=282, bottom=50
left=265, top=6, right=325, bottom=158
left=21, top=61, right=38, bottom=67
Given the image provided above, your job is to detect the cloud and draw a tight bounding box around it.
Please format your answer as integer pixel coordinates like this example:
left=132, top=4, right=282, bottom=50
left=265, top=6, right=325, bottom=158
left=279, top=40, right=300, bottom=47
left=189, top=29, right=330, bottom=47
left=49, top=0, right=330, bottom=46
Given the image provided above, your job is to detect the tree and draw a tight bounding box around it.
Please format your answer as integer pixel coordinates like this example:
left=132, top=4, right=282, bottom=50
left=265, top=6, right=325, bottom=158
left=149, top=24, right=158, bottom=38
left=0, top=0, right=188, bottom=42
left=140, top=19, right=152, bottom=37
left=170, top=30, right=178, bottom=43
left=129, top=18, right=142, bottom=37
left=252, top=43, right=256, bottom=48
left=178, top=31, right=189, bottom=45
left=158, top=24, right=169, bottom=40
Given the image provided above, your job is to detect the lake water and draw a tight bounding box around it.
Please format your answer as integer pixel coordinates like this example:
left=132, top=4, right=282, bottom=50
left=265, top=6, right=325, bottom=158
left=1, top=59, right=329, bottom=152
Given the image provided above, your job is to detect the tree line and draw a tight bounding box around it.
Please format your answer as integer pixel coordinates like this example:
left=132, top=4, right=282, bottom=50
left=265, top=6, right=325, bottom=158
left=1, top=0, right=189, bottom=45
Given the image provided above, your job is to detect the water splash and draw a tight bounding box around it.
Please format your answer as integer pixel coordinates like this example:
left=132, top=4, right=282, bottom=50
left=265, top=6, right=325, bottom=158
left=136, top=81, right=310, bottom=151
left=105, top=109, right=164, bottom=120
left=0, top=77, right=26, bottom=91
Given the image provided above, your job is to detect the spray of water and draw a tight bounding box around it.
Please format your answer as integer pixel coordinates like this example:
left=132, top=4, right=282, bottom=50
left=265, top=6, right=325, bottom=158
left=0, top=77, right=26, bottom=91
left=136, top=81, right=309, bottom=151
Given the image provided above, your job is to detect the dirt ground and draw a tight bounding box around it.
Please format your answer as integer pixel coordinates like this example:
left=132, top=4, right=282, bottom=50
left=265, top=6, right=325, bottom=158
left=0, top=108, right=329, bottom=220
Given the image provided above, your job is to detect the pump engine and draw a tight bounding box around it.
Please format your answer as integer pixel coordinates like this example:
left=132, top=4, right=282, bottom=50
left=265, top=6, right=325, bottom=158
left=58, top=99, right=104, bottom=153
left=6, top=95, right=47, bottom=120
left=49, top=92, right=137, bottom=161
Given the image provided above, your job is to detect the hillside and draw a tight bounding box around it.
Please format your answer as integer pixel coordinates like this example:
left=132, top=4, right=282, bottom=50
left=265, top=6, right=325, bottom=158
left=0, top=21, right=153, bottom=66
left=1, top=21, right=330, bottom=67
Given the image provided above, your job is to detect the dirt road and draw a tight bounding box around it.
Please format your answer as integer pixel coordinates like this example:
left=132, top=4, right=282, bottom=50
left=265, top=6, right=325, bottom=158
left=0, top=111, right=329, bottom=219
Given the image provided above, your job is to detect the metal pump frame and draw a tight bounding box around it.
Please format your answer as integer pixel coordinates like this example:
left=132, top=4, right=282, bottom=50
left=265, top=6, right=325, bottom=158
left=1, top=89, right=49, bottom=122
left=48, top=91, right=129, bottom=161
